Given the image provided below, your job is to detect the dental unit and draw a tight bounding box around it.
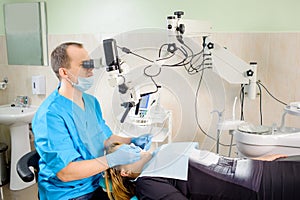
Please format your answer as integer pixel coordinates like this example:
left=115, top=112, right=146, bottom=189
left=234, top=102, right=300, bottom=158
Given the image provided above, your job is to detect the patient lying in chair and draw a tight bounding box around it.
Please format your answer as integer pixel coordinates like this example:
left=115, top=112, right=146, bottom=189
left=104, top=142, right=300, bottom=200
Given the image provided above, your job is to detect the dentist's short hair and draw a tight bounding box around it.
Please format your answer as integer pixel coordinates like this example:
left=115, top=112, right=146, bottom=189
left=50, top=42, right=83, bottom=79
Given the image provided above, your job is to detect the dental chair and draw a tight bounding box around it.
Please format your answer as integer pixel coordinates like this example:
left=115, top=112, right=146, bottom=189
left=16, top=150, right=138, bottom=200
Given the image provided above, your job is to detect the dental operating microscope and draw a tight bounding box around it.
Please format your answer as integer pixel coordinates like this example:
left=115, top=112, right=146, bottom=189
left=88, top=11, right=259, bottom=152
left=102, top=38, right=163, bottom=124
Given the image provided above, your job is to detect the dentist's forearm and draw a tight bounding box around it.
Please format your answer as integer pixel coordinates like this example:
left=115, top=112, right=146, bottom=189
left=56, top=156, right=109, bottom=182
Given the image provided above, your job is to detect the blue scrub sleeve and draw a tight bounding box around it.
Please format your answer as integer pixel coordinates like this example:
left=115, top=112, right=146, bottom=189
left=34, top=111, right=81, bottom=174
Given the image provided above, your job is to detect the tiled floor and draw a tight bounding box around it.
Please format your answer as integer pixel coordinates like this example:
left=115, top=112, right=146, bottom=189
left=2, top=183, right=38, bottom=200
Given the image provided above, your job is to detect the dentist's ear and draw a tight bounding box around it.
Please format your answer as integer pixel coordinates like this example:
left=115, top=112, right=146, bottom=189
left=120, top=169, right=132, bottom=177
left=58, top=68, right=68, bottom=78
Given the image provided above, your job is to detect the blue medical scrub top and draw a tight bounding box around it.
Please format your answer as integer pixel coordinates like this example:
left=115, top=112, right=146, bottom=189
left=32, top=86, right=112, bottom=200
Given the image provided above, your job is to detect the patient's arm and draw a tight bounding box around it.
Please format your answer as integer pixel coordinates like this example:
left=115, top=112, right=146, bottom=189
left=252, top=154, right=288, bottom=161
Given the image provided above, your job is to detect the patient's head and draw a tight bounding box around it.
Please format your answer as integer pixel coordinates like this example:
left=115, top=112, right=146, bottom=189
left=104, top=142, right=152, bottom=200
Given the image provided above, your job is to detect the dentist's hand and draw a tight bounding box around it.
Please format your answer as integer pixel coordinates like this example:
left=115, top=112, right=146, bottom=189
left=106, top=144, right=141, bottom=168
left=131, top=134, right=153, bottom=151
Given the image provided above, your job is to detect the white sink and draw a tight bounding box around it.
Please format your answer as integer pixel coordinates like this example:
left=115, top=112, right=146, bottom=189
left=0, top=104, right=37, bottom=126
left=0, top=104, right=38, bottom=190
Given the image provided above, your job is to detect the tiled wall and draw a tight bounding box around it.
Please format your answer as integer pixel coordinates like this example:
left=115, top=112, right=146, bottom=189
left=0, top=32, right=300, bottom=156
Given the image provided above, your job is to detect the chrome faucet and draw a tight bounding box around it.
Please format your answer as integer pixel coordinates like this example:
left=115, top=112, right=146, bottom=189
left=15, top=96, right=30, bottom=107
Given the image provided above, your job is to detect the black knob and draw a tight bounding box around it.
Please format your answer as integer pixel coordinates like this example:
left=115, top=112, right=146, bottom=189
left=246, top=69, right=254, bottom=77
left=207, top=42, right=214, bottom=49
left=177, top=24, right=185, bottom=34
left=174, top=11, right=184, bottom=18
left=167, top=43, right=177, bottom=53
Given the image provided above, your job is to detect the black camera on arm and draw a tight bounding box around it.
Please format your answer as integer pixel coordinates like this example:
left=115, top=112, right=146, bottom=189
left=103, top=38, right=122, bottom=73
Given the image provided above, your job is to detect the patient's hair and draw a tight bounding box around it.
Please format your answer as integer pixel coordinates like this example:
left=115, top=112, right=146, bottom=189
left=105, top=143, right=136, bottom=200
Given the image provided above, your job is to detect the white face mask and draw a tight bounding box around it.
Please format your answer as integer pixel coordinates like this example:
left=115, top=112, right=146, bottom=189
left=67, top=72, right=94, bottom=92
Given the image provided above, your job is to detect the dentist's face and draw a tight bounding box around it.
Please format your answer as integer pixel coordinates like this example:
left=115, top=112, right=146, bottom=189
left=66, top=45, right=93, bottom=82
